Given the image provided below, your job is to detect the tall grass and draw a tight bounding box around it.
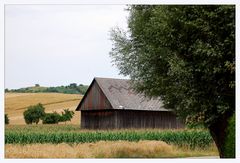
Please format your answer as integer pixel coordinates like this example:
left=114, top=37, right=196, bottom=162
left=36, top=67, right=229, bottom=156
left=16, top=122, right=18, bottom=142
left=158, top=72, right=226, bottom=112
left=5, top=141, right=218, bottom=158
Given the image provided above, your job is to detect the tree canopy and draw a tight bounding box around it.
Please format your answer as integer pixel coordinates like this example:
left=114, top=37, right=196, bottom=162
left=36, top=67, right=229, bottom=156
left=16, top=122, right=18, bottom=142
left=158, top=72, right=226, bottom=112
left=23, top=103, right=46, bottom=124
left=110, top=5, right=235, bottom=157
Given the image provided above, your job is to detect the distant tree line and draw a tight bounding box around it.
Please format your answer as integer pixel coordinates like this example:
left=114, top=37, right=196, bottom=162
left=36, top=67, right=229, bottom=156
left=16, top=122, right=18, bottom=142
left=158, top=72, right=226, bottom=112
left=5, top=83, right=88, bottom=95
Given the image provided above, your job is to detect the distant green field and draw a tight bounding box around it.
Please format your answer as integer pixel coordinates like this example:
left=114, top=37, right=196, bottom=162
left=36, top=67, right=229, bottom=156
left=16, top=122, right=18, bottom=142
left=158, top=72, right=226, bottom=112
left=6, top=84, right=88, bottom=95
left=5, top=125, right=213, bottom=149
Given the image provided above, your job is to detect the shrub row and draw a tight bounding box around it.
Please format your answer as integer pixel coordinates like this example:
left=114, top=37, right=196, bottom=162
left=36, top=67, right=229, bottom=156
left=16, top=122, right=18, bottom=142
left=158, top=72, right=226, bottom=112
left=5, top=130, right=213, bottom=149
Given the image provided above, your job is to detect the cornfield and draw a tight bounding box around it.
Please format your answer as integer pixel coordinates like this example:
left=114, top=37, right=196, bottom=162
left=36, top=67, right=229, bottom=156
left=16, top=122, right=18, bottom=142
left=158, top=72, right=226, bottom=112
left=5, top=125, right=213, bottom=149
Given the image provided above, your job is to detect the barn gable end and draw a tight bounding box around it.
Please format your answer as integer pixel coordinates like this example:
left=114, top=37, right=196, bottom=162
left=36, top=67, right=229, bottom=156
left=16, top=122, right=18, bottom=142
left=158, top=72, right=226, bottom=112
left=76, top=79, right=113, bottom=110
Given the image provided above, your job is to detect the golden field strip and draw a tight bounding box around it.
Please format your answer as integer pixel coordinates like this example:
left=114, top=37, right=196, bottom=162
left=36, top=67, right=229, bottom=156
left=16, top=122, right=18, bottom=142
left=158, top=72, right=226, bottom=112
left=5, top=93, right=82, bottom=124
left=5, top=140, right=218, bottom=158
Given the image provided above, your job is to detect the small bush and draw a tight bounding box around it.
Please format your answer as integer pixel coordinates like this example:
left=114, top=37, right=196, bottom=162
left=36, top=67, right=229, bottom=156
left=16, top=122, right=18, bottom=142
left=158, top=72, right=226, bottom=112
left=23, top=103, right=45, bottom=124
left=5, top=114, right=9, bottom=125
left=42, top=112, right=61, bottom=124
left=59, top=109, right=74, bottom=123
left=224, top=114, right=235, bottom=158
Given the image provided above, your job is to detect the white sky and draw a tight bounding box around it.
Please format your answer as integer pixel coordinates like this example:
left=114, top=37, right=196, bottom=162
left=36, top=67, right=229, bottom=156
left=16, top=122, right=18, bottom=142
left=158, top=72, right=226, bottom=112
left=5, top=5, right=129, bottom=89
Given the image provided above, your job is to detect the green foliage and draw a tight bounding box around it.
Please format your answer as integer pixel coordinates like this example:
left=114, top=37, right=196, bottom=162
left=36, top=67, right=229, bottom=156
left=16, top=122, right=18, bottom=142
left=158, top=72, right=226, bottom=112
left=77, top=84, right=88, bottom=95
left=223, top=114, right=235, bottom=158
left=59, top=109, right=75, bottom=123
left=110, top=5, right=235, bottom=127
left=8, top=84, right=89, bottom=95
left=42, top=112, right=61, bottom=124
left=69, top=83, right=77, bottom=88
left=23, top=103, right=74, bottom=125
left=110, top=6, right=235, bottom=157
left=5, top=114, right=9, bottom=125
left=23, top=103, right=45, bottom=124
left=186, top=112, right=205, bottom=129
left=5, top=126, right=213, bottom=149
left=42, top=109, right=74, bottom=124
left=186, top=123, right=205, bottom=129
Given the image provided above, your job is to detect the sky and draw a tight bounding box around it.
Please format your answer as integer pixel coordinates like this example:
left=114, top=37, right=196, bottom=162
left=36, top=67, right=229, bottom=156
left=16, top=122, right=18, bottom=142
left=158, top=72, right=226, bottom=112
left=5, top=5, right=129, bottom=89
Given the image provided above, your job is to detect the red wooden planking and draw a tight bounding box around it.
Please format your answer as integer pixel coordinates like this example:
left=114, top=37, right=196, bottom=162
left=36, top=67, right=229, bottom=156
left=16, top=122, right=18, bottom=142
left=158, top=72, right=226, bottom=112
left=80, top=80, right=112, bottom=110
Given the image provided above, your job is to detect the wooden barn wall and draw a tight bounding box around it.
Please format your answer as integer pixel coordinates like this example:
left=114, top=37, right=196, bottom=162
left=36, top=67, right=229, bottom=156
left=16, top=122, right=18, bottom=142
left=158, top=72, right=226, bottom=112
left=81, top=110, right=184, bottom=129
left=80, top=81, right=112, bottom=110
left=115, top=110, right=184, bottom=129
left=81, top=110, right=116, bottom=129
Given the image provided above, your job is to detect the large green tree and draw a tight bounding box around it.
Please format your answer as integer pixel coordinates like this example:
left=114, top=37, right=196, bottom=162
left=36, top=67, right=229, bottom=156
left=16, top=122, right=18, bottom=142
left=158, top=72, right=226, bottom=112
left=110, top=5, right=235, bottom=158
left=23, top=103, right=46, bottom=124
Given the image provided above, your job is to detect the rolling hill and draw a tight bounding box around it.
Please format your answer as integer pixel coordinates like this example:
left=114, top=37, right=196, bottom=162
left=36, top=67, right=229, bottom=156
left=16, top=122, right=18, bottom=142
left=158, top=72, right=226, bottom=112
left=5, top=93, right=82, bottom=125
left=5, top=83, right=88, bottom=95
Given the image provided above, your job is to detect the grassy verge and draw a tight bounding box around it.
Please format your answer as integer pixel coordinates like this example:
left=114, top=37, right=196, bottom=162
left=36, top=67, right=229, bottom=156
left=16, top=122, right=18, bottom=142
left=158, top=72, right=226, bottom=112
left=5, top=140, right=218, bottom=158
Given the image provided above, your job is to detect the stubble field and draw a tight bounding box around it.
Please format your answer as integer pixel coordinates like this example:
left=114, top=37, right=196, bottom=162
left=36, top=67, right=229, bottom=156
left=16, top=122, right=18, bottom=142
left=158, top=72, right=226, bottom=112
left=5, top=93, right=82, bottom=124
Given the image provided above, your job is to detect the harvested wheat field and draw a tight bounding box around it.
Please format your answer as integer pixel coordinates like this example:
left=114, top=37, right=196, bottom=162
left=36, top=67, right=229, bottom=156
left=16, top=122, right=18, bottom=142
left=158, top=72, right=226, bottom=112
left=5, top=93, right=82, bottom=124
left=5, top=140, right=218, bottom=158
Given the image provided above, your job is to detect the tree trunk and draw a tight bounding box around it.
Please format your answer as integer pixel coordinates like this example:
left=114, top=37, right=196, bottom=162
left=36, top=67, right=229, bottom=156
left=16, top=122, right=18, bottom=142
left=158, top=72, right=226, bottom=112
left=208, top=113, right=232, bottom=158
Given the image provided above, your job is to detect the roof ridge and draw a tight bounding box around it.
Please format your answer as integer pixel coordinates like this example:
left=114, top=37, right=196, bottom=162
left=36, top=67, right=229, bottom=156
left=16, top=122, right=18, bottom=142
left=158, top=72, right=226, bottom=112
left=94, top=77, right=130, bottom=81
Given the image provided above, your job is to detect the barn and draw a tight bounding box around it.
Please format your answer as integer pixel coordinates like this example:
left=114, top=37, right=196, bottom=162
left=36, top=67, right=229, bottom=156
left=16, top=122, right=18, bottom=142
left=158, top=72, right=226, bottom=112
left=76, top=77, right=184, bottom=129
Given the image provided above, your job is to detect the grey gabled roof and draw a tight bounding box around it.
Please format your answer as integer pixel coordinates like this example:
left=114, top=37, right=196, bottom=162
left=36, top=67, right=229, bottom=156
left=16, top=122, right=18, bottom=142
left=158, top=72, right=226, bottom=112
left=92, top=77, right=169, bottom=111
